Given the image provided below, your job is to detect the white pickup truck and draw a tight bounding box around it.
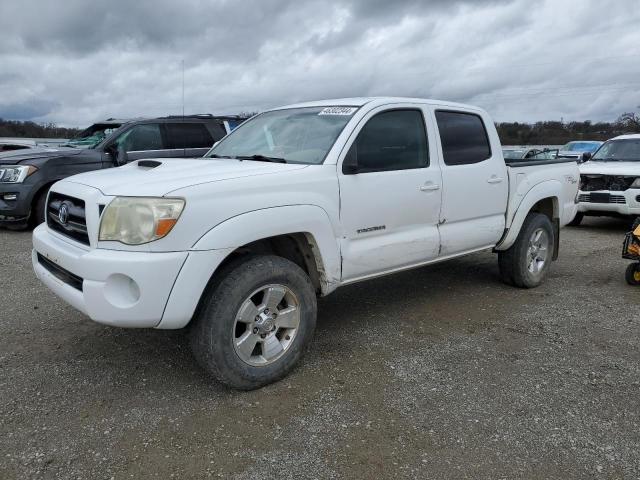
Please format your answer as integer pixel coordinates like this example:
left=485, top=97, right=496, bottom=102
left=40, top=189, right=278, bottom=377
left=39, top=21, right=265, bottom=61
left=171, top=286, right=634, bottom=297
left=32, top=97, right=579, bottom=389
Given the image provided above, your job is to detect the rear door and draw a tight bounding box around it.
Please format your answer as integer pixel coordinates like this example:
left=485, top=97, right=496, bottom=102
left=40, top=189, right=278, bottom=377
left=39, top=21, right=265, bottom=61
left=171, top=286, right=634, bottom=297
left=433, top=109, right=508, bottom=255
left=164, top=122, right=217, bottom=157
left=339, top=105, right=442, bottom=281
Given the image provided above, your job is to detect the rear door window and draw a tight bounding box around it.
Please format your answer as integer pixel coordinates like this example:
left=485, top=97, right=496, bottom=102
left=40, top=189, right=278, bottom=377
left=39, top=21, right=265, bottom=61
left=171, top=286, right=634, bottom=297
left=435, top=111, right=492, bottom=166
left=165, top=123, right=214, bottom=149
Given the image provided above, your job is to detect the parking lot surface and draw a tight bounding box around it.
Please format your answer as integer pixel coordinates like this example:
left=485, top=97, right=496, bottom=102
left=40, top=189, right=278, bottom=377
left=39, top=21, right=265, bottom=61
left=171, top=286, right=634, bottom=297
left=1, top=219, right=639, bottom=479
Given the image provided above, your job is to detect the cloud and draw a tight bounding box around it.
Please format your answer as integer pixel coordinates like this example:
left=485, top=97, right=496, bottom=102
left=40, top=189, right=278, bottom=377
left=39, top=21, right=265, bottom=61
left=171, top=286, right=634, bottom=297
left=0, top=0, right=639, bottom=126
left=0, top=100, right=58, bottom=121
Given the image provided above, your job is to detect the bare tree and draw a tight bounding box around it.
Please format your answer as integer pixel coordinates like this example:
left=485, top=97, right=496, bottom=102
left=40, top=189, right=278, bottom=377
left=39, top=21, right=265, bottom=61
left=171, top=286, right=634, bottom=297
left=616, top=111, right=640, bottom=132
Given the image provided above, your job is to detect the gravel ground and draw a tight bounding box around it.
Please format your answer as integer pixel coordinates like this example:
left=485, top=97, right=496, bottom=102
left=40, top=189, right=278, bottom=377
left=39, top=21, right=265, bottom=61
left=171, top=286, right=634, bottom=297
left=1, top=218, right=639, bottom=479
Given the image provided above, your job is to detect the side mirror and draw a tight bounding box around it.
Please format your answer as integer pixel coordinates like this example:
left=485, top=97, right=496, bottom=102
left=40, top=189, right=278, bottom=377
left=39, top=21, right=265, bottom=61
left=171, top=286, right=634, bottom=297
left=104, top=144, right=120, bottom=164
left=581, top=152, right=592, bottom=162
left=342, top=146, right=359, bottom=174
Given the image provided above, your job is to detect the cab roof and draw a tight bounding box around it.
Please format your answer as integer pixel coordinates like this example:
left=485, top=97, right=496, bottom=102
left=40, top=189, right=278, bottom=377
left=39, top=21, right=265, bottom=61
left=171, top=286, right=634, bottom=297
left=274, top=96, right=485, bottom=112
left=612, top=134, right=640, bottom=140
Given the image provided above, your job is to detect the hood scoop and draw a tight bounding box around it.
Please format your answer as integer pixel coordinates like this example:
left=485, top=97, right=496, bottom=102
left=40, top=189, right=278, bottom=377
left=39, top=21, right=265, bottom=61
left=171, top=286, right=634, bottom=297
left=137, top=160, right=162, bottom=169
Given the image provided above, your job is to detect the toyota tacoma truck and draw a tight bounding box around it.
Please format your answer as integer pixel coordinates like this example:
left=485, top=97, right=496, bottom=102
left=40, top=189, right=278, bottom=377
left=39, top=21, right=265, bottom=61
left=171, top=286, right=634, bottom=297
left=31, top=97, right=579, bottom=389
left=569, top=134, right=640, bottom=225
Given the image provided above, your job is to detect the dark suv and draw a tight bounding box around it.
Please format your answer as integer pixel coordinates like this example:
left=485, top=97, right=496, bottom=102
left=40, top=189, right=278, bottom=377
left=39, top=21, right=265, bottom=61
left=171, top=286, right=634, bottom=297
left=0, top=115, right=245, bottom=228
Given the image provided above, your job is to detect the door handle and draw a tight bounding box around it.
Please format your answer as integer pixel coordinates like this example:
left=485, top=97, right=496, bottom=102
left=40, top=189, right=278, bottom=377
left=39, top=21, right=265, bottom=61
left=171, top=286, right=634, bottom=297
left=487, top=176, right=504, bottom=184
left=420, top=183, right=441, bottom=192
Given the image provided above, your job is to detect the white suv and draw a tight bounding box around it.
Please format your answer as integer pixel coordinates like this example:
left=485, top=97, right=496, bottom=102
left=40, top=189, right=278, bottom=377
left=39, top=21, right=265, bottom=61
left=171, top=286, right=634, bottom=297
left=571, top=134, right=640, bottom=225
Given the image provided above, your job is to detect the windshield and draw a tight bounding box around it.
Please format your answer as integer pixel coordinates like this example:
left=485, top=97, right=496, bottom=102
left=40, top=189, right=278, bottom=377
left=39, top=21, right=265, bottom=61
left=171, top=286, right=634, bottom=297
left=206, top=106, right=358, bottom=164
left=592, top=139, right=640, bottom=162
left=561, top=141, right=601, bottom=152
left=63, top=123, right=121, bottom=149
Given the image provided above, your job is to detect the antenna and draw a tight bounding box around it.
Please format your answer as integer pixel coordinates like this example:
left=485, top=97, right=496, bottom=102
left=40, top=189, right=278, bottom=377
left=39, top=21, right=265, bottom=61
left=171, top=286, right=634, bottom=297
left=181, top=59, right=185, bottom=119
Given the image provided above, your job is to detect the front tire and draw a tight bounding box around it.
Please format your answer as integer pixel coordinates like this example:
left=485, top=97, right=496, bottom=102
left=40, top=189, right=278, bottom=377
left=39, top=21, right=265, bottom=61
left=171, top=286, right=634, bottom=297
left=498, top=213, right=555, bottom=288
left=625, top=263, right=640, bottom=286
left=190, top=255, right=317, bottom=390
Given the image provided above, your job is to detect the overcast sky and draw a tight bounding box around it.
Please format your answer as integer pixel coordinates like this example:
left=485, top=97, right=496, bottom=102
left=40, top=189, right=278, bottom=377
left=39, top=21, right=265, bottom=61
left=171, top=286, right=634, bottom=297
left=1, top=0, right=639, bottom=126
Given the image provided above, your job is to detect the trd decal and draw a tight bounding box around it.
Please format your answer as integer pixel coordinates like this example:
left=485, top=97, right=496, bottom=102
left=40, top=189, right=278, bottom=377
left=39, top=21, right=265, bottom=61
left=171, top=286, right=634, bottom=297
left=357, top=225, right=386, bottom=234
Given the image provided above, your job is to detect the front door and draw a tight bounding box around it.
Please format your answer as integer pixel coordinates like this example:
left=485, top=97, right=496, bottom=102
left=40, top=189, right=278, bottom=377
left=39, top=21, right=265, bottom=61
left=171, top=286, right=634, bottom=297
left=339, top=106, right=442, bottom=282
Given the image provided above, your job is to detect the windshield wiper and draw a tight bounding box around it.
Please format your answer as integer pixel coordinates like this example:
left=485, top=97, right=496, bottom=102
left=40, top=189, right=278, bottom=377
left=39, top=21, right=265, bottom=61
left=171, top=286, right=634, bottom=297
left=236, top=154, right=287, bottom=163
left=209, top=154, right=233, bottom=159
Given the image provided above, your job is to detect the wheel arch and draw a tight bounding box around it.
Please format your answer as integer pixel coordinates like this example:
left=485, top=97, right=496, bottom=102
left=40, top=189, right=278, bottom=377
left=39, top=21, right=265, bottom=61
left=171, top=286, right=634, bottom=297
left=496, top=180, right=561, bottom=252
left=214, top=232, right=330, bottom=296
left=29, top=180, right=59, bottom=224
left=191, top=205, right=341, bottom=291
left=31, top=180, right=55, bottom=204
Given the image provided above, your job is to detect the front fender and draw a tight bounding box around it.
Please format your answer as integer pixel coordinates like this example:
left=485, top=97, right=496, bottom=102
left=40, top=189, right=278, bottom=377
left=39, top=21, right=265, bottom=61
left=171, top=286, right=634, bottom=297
left=158, top=205, right=342, bottom=330
left=495, top=180, right=561, bottom=251
left=193, top=204, right=341, bottom=287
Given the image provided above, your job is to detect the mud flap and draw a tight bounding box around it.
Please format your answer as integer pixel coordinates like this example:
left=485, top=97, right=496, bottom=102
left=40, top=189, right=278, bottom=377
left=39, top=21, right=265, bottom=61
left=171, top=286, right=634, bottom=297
left=553, top=218, right=560, bottom=261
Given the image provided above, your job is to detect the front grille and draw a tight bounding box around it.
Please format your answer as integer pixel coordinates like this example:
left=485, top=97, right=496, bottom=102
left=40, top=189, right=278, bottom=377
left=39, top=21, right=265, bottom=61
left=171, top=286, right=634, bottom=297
left=47, top=192, right=89, bottom=245
left=580, top=174, right=635, bottom=192
left=578, top=193, right=626, bottom=204
left=37, top=253, right=83, bottom=291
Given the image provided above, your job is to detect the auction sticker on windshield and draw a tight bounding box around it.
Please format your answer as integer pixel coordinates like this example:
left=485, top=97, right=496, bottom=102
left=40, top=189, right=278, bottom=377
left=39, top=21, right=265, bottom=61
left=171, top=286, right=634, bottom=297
left=319, top=107, right=358, bottom=116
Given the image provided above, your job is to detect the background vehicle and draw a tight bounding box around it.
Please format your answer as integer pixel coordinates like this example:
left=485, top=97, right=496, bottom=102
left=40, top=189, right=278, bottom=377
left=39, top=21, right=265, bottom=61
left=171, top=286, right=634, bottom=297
left=570, top=134, right=640, bottom=225
left=0, top=115, right=245, bottom=228
left=622, top=219, right=640, bottom=285
left=32, top=97, right=579, bottom=389
left=502, top=147, right=558, bottom=161
left=557, top=140, right=603, bottom=161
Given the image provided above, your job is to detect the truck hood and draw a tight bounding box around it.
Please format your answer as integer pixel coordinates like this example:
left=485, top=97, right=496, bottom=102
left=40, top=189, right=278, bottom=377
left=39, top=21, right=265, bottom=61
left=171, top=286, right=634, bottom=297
left=0, top=147, right=82, bottom=165
left=63, top=158, right=308, bottom=196
left=580, top=161, right=640, bottom=176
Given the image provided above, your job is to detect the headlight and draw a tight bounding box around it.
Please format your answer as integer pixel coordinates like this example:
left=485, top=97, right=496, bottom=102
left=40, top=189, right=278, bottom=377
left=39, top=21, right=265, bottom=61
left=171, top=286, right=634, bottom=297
left=631, top=178, right=640, bottom=188
left=0, top=165, right=37, bottom=183
left=99, top=197, right=185, bottom=245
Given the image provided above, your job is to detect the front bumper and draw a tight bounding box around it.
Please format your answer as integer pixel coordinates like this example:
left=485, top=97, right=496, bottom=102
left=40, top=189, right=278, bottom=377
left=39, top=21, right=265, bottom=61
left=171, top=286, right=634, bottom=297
left=32, top=223, right=235, bottom=329
left=577, top=190, right=640, bottom=216
left=32, top=223, right=188, bottom=328
left=0, top=183, right=34, bottom=225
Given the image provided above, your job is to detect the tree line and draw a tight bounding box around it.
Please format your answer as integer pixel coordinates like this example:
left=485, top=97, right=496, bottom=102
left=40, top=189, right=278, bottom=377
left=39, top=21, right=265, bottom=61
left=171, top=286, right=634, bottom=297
left=497, top=112, right=640, bottom=145
left=2, top=111, right=640, bottom=145
left=0, top=119, right=81, bottom=139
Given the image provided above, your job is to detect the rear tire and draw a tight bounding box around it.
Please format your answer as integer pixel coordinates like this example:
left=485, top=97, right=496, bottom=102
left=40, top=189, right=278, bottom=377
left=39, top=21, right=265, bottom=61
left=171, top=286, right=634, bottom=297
left=190, top=255, right=317, bottom=390
left=498, top=213, right=555, bottom=288
left=625, top=263, right=640, bottom=286
left=567, top=212, right=583, bottom=226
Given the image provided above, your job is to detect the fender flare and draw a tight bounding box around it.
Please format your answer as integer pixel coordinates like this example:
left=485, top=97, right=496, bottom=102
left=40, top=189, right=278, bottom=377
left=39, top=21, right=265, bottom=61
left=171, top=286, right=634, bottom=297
left=192, top=204, right=342, bottom=291
left=495, top=180, right=561, bottom=251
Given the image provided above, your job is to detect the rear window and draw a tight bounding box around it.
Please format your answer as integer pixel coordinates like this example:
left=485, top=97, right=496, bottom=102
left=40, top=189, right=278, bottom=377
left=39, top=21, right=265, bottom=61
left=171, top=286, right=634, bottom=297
left=165, top=123, right=214, bottom=149
left=435, top=111, right=492, bottom=166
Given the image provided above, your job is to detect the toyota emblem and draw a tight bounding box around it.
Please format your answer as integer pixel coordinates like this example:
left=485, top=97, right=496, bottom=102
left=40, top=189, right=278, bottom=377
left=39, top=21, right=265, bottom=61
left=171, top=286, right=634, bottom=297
left=58, top=203, right=69, bottom=225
